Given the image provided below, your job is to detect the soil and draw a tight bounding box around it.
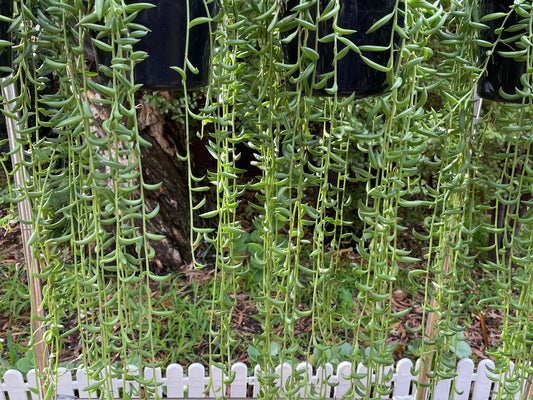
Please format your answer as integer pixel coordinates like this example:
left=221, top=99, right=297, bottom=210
left=0, top=209, right=21, bottom=266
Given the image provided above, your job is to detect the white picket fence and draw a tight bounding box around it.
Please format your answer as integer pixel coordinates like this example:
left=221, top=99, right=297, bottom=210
left=0, top=358, right=528, bottom=400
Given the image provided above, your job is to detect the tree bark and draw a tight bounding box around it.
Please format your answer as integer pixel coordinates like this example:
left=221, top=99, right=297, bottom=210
left=89, top=88, right=215, bottom=273
left=137, top=94, right=196, bottom=271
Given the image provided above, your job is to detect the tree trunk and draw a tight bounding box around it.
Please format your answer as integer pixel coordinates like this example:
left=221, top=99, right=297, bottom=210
left=136, top=92, right=214, bottom=272
left=89, top=88, right=215, bottom=273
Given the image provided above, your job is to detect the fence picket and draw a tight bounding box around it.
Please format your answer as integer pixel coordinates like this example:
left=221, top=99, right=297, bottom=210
left=472, top=359, right=496, bottom=400
left=53, top=367, right=76, bottom=399
left=453, top=358, right=474, bottom=400
left=334, top=361, right=352, bottom=398
left=276, top=362, right=292, bottom=397
left=166, top=363, right=185, bottom=398
left=1, top=358, right=529, bottom=399
left=393, top=358, right=414, bottom=398
left=210, top=364, right=224, bottom=398
left=230, top=363, right=248, bottom=397
left=188, top=363, right=206, bottom=397
left=143, top=366, right=162, bottom=398
left=315, top=363, right=334, bottom=399
left=489, top=361, right=520, bottom=400
left=26, top=369, right=39, bottom=400
left=295, top=362, right=312, bottom=398
left=108, top=366, right=120, bottom=399
left=252, top=365, right=261, bottom=398
left=434, top=377, right=452, bottom=399
left=124, top=365, right=141, bottom=397
left=354, top=362, right=368, bottom=399
left=378, top=364, right=394, bottom=399
left=3, top=369, right=28, bottom=400
left=76, top=367, right=97, bottom=399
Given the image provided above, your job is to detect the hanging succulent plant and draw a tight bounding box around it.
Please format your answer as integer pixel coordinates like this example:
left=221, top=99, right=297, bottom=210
left=0, top=0, right=532, bottom=399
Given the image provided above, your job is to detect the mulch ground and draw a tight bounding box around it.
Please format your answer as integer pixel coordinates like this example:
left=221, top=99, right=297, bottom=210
left=0, top=207, right=22, bottom=268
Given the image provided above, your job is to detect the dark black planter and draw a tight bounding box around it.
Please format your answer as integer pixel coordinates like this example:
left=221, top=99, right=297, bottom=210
left=132, top=0, right=216, bottom=90
left=282, top=0, right=403, bottom=97
left=98, top=0, right=216, bottom=90
left=0, top=0, right=12, bottom=78
left=477, top=0, right=527, bottom=103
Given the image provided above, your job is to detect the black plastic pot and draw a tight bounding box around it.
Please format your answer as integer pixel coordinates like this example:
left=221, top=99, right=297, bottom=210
left=99, top=0, right=216, bottom=90
left=477, top=0, right=526, bottom=103
left=133, top=0, right=216, bottom=90
left=0, top=0, right=12, bottom=78
left=282, top=0, right=403, bottom=97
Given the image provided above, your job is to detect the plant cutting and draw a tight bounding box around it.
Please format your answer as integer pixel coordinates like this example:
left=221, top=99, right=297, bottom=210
left=281, top=0, right=403, bottom=96
left=477, top=0, right=527, bottom=102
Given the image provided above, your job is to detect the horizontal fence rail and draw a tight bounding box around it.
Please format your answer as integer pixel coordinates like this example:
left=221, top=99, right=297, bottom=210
left=0, top=358, right=527, bottom=400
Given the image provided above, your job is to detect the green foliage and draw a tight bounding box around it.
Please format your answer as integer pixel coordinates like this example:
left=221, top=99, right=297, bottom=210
left=0, top=261, right=29, bottom=323
left=310, top=342, right=352, bottom=370
left=1, top=0, right=533, bottom=399
left=144, top=89, right=202, bottom=125
left=0, top=0, right=165, bottom=397
left=187, top=0, right=533, bottom=398
left=150, top=275, right=212, bottom=366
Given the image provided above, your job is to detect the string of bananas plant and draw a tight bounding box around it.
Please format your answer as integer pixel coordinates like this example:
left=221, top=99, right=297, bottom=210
left=1, top=0, right=167, bottom=398
left=194, top=0, right=533, bottom=398
left=1, top=0, right=533, bottom=399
